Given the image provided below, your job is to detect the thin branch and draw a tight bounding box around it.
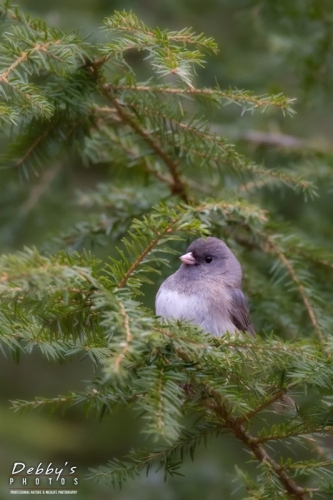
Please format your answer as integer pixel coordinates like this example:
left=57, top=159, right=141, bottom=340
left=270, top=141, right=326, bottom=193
left=0, top=6, right=44, bottom=31
left=115, top=200, right=265, bottom=291
left=101, top=86, right=189, bottom=202
left=0, top=51, right=29, bottom=83
left=237, top=382, right=300, bottom=425
left=256, top=427, right=333, bottom=444
left=156, top=370, right=164, bottom=431
left=238, top=130, right=305, bottom=149
left=238, top=178, right=276, bottom=193
left=157, top=325, right=314, bottom=497
left=103, top=83, right=295, bottom=114
left=18, top=162, right=62, bottom=215
left=195, top=201, right=268, bottom=222
left=292, top=246, right=333, bottom=271
left=93, top=102, right=306, bottom=194
left=233, top=233, right=326, bottom=348
left=104, top=22, right=212, bottom=46
left=179, top=141, right=312, bottom=191
left=116, top=220, right=180, bottom=290
left=94, top=114, right=193, bottom=195
left=0, top=40, right=61, bottom=83
left=206, top=395, right=310, bottom=500
left=12, top=117, right=83, bottom=172
left=266, top=238, right=325, bottom=348
left=91, top=423, right=225, bottom=482
left=94, top=102, right=230, bottom=150
left=13, top=122, right=56, bottom=170
left=113, top=300, right=133, bottom=372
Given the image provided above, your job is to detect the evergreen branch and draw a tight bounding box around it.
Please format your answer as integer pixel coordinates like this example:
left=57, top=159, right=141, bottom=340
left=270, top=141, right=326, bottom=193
left=0, top=49, right=31, bottom=83
left=92, top=117, right=189, bottom=197
left=101, top=88, right=189, bottom=202
left=89, top=422, right=223, bottom=485
left=103, top=11, right=218, bottom=53
left=0, top=249, right=99, bottom=295
left=291, top=245, right=333, bottom=271
left=165, top=330, right=316, bottom=357
left=0, top=3, right=46, bottom=32
left=236, top=383, right=300, bottom=424
left=10, top=383, right=136, bottom=415
left=116, top=216, right=181, bottom=289
left=11, top=393, right=82, bottom=413
left=256, top=427, right=333, bottom=444
left=102, top=11, right=218, bottom=86
left=113, top=299, right=132, bottom=372
left=92, top=106, right=214, bottom=195
left=2, top=82, right=54, bottom=118
left=181, top=143, right=314, bottom=194
left=104, top=83, right=296, bottom=116
left=0, top=103, right=19, bottom=124
left=110, top=200, right=266, bottom=296
left=266, top=238, right=325, bottom=348
left=234, top=232, right=327, bottom=345
left=113, top=200, right=266, bottom=292
left=2, top=116, right=84, bottom=175
left=135, top=364, right=185, bottom=442
left=3, top=119, right=58, bottom=171
left=284, top=459, right=333, bottom=471
left=205, top=396, right=309, bottom=500
left=144, top=160, right=188, bottom=193
left=0, top=39, right=60, bottom=83
left=93, top=101, right=308, bottom=195
left=195, top=200, right=268, bottom=223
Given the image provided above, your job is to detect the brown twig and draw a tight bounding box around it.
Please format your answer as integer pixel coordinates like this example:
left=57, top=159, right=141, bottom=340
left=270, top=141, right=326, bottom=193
left=206, top=396, right=310, bottom=499
left=101, top=86, right=188, bottom=202
left=0, top=40, right=61, bottom=84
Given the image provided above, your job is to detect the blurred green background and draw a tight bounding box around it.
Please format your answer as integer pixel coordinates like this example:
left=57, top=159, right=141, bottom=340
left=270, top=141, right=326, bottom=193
left=1, top=1, right=333, bottom=499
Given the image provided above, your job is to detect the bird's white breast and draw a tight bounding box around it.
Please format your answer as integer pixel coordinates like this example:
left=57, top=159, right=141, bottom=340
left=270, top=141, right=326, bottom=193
left=155, top=286, right=237, bottom=337
left=156, top=288, right=203, bottom=322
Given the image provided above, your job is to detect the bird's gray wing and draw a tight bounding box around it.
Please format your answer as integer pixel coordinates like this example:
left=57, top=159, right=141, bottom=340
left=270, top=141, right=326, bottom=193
left=229, top=288, right=255, bottom=336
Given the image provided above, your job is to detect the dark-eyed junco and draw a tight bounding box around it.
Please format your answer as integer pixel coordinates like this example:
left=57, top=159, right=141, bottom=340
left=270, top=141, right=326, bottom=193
left=155, top=237, right=254, bottom=336
left=156, top=237, right=296, bottom=411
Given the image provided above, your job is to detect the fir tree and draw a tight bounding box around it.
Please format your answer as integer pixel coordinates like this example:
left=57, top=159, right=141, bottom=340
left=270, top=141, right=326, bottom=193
left=1, top=2, right=333, bottom=498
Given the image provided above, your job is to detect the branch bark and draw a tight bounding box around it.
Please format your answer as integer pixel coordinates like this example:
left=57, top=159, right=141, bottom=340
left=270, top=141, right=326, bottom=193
left=207, top=395, right=310, bottom=499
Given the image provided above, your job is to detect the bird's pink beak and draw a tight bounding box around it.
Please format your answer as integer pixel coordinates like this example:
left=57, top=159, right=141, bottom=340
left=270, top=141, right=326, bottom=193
left=180, top=252, right=196, bottom=265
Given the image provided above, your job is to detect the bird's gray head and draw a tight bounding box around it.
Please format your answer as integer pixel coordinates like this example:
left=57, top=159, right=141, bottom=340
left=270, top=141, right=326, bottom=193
left=177, top=237, right=242, bottom=287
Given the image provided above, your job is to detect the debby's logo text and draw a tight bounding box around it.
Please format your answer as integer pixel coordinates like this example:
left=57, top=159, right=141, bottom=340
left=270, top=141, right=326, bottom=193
left=9, top=462, right=79, bottom=495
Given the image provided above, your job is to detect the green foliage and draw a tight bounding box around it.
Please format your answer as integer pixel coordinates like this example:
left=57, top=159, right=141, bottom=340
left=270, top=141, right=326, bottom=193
left=1, top=3, right=333, bottom=499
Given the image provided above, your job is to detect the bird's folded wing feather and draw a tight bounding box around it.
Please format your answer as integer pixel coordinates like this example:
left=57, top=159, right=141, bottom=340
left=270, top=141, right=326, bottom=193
left=229, top=288, right=255, bottom=335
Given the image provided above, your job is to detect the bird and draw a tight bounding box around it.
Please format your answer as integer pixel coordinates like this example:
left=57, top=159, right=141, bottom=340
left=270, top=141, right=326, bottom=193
left=155, top=237, right=254, bottom=337
left=155, top=237, right=296, bottom=411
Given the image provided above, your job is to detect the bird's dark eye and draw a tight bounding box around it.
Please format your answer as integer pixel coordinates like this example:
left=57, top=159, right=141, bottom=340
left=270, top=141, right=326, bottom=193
left=205, top=256, right=213, bottom=263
